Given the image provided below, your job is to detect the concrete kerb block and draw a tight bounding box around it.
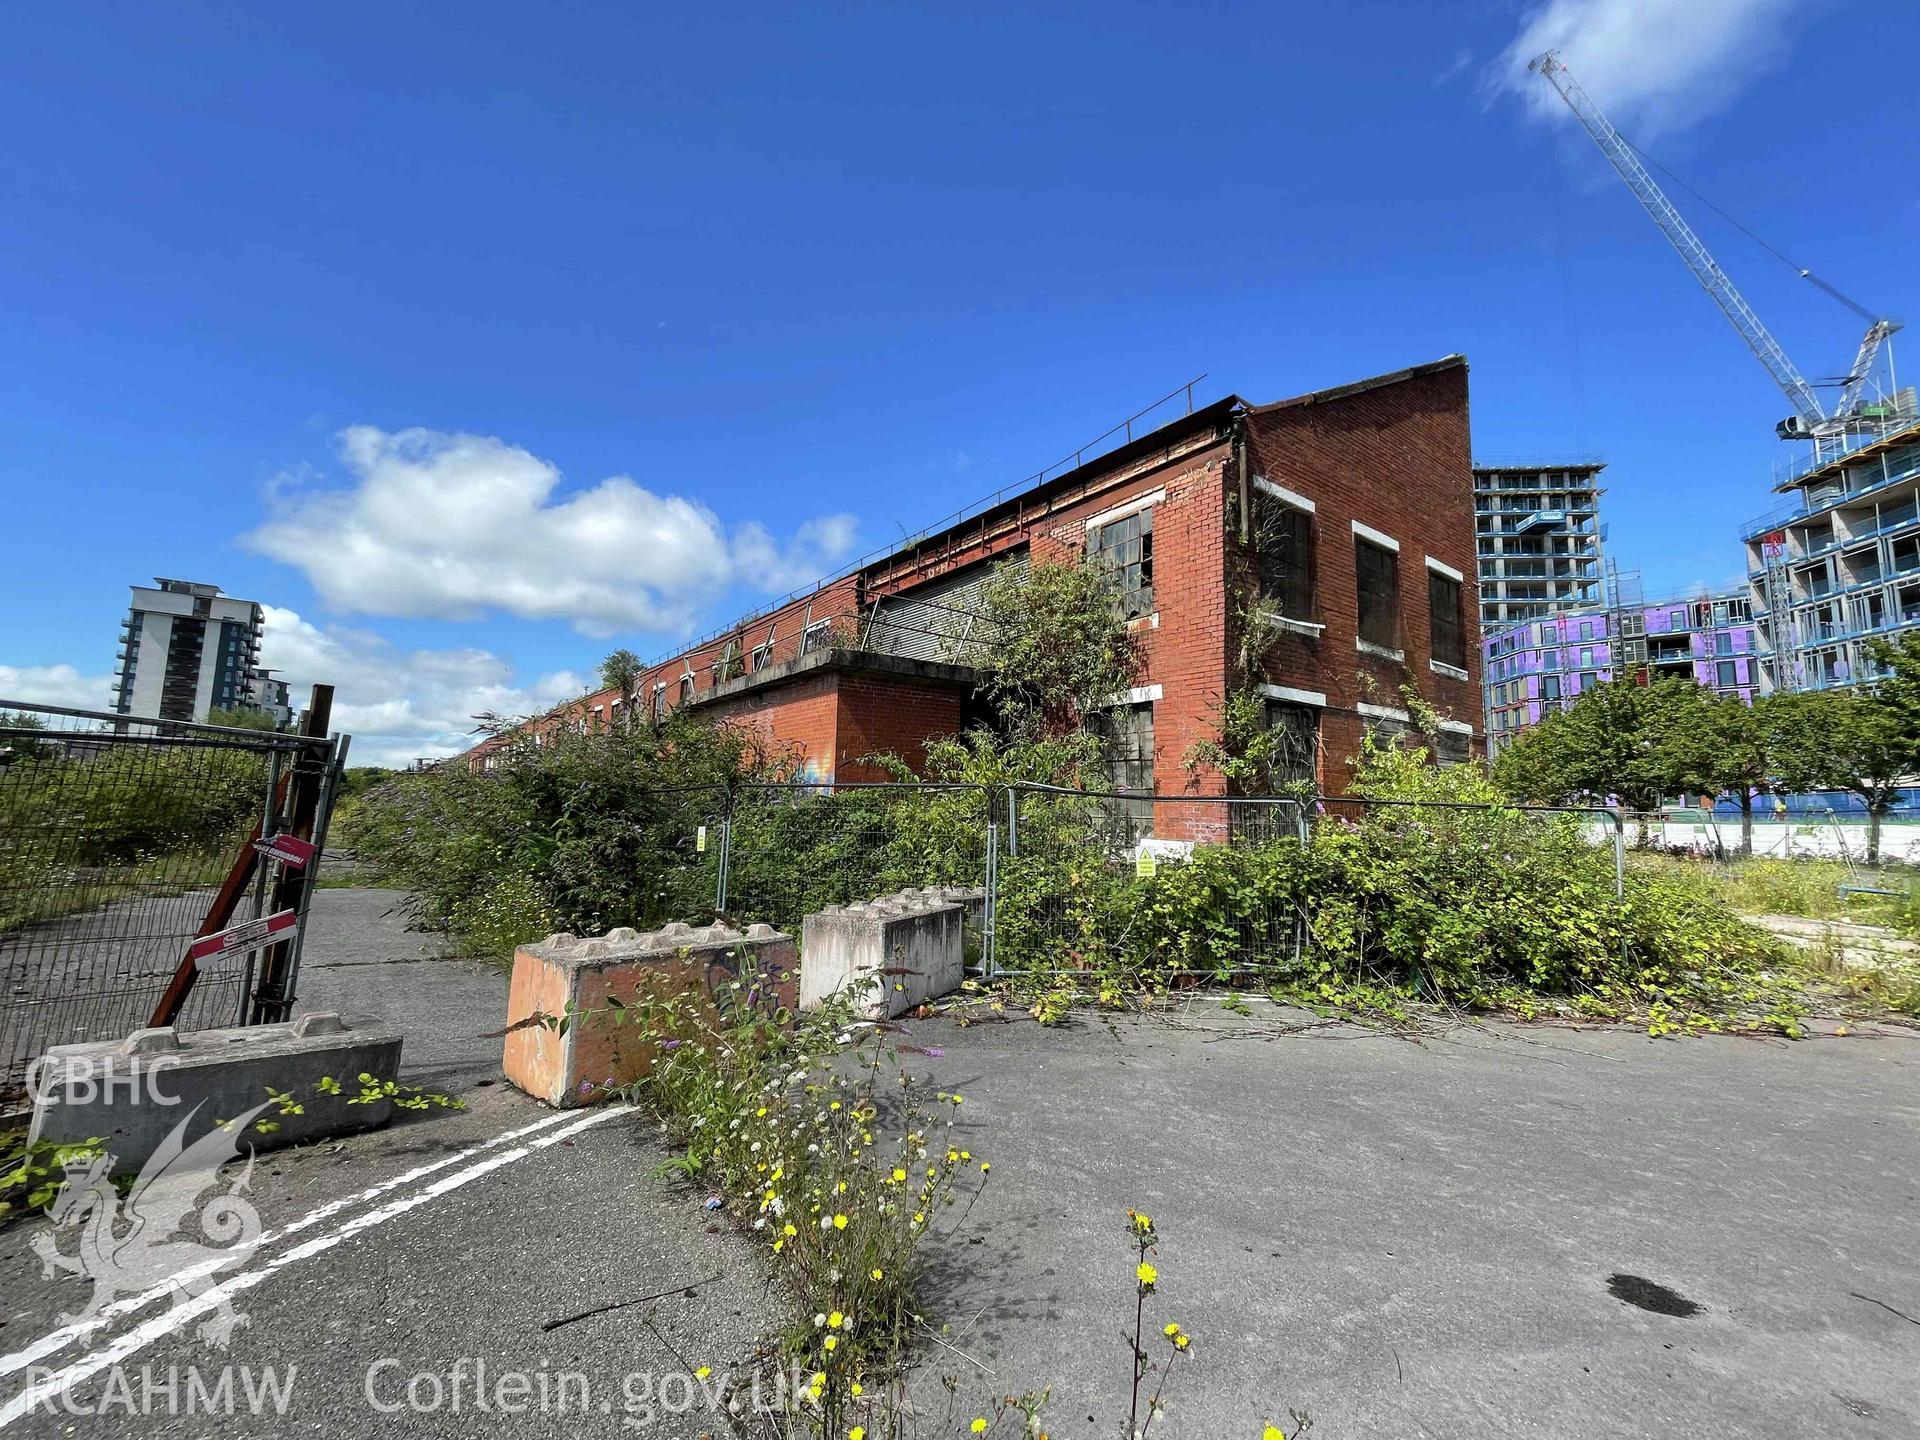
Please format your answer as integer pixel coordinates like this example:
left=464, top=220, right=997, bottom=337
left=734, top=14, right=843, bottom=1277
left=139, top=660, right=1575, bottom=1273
left=800, top=889, right=966, bottom=1021
left=27, top=1013, right=405, bottom=1178
left=501, top=921, right=799, bottom=1107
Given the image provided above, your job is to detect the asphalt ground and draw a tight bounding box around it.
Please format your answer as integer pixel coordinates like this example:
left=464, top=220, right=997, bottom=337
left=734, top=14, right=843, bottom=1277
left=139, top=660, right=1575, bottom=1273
left=893, top=1000, right=1920, bottom=1438
left=3, top=891, right=1915, bottom=1437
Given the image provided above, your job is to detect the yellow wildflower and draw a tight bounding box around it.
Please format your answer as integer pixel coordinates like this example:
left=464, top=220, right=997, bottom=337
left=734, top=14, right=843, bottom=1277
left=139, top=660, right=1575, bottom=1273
left=1136, top=1261, right=1158, bottom=1287
left=833, top=1214, right=849, bottom=1229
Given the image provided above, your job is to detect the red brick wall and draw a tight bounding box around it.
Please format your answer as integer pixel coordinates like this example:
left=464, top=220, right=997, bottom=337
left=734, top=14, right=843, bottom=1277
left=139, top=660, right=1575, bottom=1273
left=1022, top=442, right=1234, bottom=797
left=704, top=672, right=840, bottom=781
left=1240, top=360, right=1480, bottom=790
left=832, top=675, right=966, bottom=781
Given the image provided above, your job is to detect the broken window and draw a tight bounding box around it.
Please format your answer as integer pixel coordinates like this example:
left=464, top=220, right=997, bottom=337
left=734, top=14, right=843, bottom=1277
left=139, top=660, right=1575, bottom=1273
left=1261, top=700, right=1319, bottom=790
left=1089, top=701, right=1155, bottom=837
left=1255, top=499, right=1314, bottom=620
left=1090, top=507, right=1154, bottom=619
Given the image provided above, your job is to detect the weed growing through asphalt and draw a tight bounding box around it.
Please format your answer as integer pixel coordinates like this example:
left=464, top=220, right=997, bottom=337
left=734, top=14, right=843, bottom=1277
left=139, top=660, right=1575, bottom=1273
left=566, top=974, right=992, bottom=1436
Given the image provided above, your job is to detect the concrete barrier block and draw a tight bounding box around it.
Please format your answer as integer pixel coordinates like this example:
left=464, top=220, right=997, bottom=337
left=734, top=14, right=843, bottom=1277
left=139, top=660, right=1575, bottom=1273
left=502, top=922, right=798, bottom=1107
left=898, top=885, right=987, bottom=966
left=27, top=1013, right=404, bottom=1177
left=800, top=890, right=965, bottom=1021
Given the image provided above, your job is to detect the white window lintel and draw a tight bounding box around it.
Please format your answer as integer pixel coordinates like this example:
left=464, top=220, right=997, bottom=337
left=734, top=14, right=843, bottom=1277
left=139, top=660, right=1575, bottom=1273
left=1351, top=520, right=1400, bottom=552
left=1252, top=476, right=1315, bottom=513
left=1258, top=683, right=1327, bottom=708
left=1424, top=555, right=1464, bottom=583
left=1085, top=488, right=1166, bottom=534
left=1356, top=701, right=1412, bottom=721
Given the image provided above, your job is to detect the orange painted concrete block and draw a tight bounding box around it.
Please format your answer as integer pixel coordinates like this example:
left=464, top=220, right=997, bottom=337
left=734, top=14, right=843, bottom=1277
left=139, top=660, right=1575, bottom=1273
left=501, top=921, right=797, bottom=1107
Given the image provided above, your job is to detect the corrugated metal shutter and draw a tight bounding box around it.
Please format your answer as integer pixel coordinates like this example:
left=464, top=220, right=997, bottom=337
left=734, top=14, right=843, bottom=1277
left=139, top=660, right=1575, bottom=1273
left=867, top=550, right=1029, bottom=663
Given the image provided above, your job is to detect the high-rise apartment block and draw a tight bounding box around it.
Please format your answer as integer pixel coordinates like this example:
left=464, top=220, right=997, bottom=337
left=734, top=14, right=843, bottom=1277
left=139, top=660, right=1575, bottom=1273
left=112, top=579, right=266, bottom=722
left=1472, top=462, right=1606, bottom=629
left=1743, top=420, right=1920, bottom=692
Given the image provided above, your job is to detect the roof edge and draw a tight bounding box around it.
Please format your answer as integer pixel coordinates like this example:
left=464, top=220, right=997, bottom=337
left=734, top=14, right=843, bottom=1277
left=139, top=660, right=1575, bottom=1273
left=1245, top=354, right=1467, bottom=414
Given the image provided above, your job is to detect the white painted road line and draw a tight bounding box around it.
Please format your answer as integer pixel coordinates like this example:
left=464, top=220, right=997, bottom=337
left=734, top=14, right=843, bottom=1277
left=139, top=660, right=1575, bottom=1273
left=0, top=1106, right=625, bottom=1422
left=0, top=1106, right=585, bottom=1383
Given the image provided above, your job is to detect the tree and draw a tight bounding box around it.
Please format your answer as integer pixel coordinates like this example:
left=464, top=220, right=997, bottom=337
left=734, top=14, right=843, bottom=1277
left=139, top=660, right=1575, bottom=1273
left=969, top=556, right=1141, bottom=741
left=206, top=705, right=279, bottom=731
left=599, top=649, right=645, bottom=728
left=1493, top=678, right=1701, bottom=841
left=1770, top=686, right=1916, bottom=866
left=1865, top=631, right=1920, bottom=737
left=1660, top=691, right=1777, bottom=856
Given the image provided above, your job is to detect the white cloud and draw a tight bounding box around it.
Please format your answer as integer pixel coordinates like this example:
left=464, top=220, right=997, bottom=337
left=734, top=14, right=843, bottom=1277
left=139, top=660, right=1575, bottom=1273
left=0, top=664, right=114, bottom=712
left=245, top=426, right=858, bottom=638
left=1495, top=0, right=1812, bottom=139
left=259, top=606, right=585, bottom=768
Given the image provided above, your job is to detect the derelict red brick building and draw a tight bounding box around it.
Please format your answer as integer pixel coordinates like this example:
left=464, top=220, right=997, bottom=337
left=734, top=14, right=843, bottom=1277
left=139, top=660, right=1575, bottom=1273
left=485, top=355, right=1482, bottom=798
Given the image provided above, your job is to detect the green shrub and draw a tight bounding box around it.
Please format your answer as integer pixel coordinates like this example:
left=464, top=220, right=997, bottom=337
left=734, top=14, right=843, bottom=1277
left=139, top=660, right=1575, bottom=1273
left=998, top=736, right=1801, bottom=1033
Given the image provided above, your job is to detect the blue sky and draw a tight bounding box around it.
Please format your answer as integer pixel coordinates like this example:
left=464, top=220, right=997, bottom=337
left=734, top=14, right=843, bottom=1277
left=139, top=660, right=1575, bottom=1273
left=2, top=0, right=1913, bottom=763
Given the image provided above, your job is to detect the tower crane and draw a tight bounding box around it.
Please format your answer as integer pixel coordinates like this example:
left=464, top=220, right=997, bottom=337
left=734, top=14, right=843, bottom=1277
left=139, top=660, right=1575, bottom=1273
left=1530, top=51, right=1900, bottom=444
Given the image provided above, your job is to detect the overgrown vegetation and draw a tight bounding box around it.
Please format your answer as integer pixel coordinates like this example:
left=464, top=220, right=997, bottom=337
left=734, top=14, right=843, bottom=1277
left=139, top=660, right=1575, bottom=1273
left=338, top=710, right=788, bottom=952
left=560, top=976, right=990, bottom=1436
left=1000, top=736, right=1804, bottom=1035
left=1, top=1128, right=107, bottom=1227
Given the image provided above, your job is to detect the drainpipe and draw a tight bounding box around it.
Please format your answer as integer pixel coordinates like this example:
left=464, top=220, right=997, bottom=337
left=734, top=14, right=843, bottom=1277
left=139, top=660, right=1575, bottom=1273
left=1234, top=412, right=1252, bottom=547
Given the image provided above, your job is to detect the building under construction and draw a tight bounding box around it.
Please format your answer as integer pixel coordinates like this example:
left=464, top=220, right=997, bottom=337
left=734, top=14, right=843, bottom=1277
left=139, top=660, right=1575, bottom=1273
left=1530, top=53, right=1912, bottom=700
left=1473, top=461, right=1606, bottom=629
left=1483, top=587, right=1760, bottom=755
left=1743, top=420, right=1920, bottom=691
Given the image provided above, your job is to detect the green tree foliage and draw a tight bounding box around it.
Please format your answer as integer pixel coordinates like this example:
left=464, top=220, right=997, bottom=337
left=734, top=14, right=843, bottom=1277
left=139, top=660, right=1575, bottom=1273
left=1864, top=631, right=1920, bottom=740
left=1493, top=677, right=1704, bottom=826
left=1769, top=687, right=1915, bottom=864
left=1659, top=691, right=1778, bottom=855
left=598, top=648, right=645, bottom=725
left=206, top=705, right=280, bottom=731
left=341, top=710, right=783, bottom=948
left=969, top=556, right=1142, bottom=740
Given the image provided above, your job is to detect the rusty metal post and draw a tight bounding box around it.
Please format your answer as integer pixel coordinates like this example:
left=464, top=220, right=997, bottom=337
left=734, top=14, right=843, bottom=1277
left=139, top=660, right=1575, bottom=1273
left=250, top=685, right=334, bottom=1023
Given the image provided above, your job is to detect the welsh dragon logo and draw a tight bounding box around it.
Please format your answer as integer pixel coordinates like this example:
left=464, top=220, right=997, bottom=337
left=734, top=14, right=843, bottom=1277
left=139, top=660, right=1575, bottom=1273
left=31, top=1102, right=269, bottom=1350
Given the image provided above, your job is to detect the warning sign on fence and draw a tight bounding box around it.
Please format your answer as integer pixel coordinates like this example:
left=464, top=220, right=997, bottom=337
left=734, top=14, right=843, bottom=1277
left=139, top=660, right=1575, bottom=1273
left=250, top=833, right=318, bottom=869
left=188, top=909, right=298, bottom=962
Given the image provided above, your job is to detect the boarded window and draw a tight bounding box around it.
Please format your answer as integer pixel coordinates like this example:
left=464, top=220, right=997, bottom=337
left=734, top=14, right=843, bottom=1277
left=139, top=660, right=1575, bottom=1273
left=1256, top=501, right=1314, bottom=620
left=1090, top=508, right=1154, bottom=619
left=1434, top=728, right=1470, bottom=766
left=1363, top=713, right=1409, bottom=750
left=1261, top=701, right=1319, bottom=790
left=1428, top=570, right=1466, bottom=669
left=1355, top=538, right=1400, bottom=649
left=679, top=672, right=695, bottom=704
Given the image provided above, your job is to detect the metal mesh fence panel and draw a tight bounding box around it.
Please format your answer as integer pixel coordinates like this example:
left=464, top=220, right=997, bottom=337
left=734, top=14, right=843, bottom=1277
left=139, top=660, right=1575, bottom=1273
left=718, top=783, right=993, bottom=949
left=0, top=701, right=328, bottom=1101
left=996, top=786, right=1307, bottom=981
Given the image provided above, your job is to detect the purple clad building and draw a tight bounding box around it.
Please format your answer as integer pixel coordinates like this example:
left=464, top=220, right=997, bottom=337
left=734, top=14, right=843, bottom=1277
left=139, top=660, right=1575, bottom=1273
left=1484, top=592, right=1760, bottom=755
